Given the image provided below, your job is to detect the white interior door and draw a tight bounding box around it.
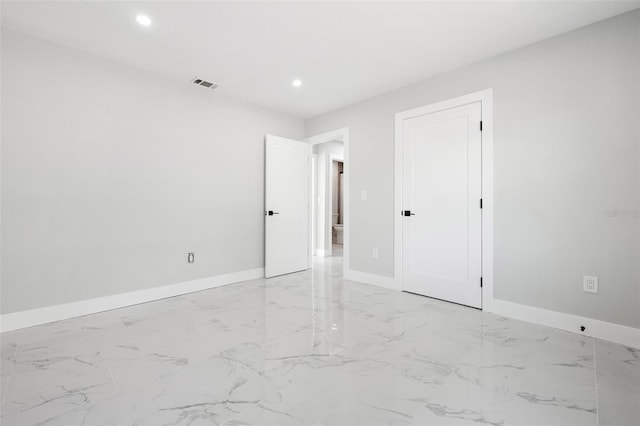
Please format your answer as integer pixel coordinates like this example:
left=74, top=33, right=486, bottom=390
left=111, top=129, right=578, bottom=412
left=401, top=102, right=482, bottom=308
left=265, top=135, right=311, bottom=278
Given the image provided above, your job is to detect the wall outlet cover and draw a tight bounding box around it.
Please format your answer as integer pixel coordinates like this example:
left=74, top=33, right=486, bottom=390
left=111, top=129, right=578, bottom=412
left=583, top=276, right=598, bottom=294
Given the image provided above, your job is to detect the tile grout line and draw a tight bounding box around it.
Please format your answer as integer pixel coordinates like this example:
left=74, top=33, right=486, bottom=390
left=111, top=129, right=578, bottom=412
left=502, top=324, right=542, bottom=426
left=2, top=375, right=10, bottom=404
left=593, top=338, right=600, bottom=426
left=1, top=344, right=19, bottom=405
left=108, top=368, right=118, bottom=393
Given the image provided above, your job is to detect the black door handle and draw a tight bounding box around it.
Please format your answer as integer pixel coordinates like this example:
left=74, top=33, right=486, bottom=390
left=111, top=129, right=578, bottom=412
left=402, top=210, right=416, bottom=216
left=267, top=210, right=280, bottom=216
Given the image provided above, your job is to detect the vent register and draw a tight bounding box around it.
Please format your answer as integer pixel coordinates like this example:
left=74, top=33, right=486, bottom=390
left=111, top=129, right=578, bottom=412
left=191, top=78, right=218, bottom=90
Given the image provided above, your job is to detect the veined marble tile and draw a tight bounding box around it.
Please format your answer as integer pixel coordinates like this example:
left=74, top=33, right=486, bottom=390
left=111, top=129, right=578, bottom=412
left=419, top=336, right=534, bottom=426
left=140, top=325, right=260, bottom=370
left=506, top=329, right=597, bottom=426
left=1, top=319, right=104, bottom=351
left=0, top=371, right=117, bottom=425
left=224, top=401, right=306, bottom=426
left=2, top=357, right=109, bottom=404
left=133, top=400, right=257, bottom=426
left=595, top=339, right=640, bottom=426
left=390, top=326, right=484, bottom=384
left=129, top=348, right=270, bottom=426
left=1, top=341, right=18, bottom=362
left=353, top=367, right=452, bottom=425
left=262, top=352, right=387, bottom=407
left=311, top=396, right=380, bottom=426
left=263, top=322, right=340, bottom=360
left=0, top=254, right=634, bottom=425
left=59, top=341, right=273, bottom=425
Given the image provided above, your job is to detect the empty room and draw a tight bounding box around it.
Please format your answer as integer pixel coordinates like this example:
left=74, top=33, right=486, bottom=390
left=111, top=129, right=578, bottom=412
left=0, top=1, right=639, bottom=425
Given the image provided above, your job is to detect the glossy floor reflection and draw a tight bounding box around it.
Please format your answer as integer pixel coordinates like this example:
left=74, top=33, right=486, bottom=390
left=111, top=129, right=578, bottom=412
left=1, top=255, right=638, bottom=425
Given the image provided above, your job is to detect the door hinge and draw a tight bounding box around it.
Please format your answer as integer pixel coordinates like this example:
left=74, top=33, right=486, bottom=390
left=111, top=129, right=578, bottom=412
left=480, top=198, right=483, bottom=209
left=480, top=121, right=483, bottom=131
left=480, top=277, right=483, bottom=288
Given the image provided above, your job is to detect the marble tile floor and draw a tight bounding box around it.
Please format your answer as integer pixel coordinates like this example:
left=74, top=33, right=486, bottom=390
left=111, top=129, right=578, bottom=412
left=1, top=254, right=638, bottom=426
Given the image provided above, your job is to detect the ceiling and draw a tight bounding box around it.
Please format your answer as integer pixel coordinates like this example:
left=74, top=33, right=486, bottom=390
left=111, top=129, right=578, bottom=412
left=2, top=1, right=638, bottom=118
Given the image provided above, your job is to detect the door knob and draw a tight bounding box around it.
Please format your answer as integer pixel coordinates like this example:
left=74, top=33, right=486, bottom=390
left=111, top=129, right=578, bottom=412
left=267, top=210, right=280, bottom=216
left=402, top=210, right=415, bottom=216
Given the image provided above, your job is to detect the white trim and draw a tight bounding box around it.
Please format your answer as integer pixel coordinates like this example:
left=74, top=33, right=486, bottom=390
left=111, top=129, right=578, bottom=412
left=315, top=248, right=331, bottom=257
left=310, top=154, right=317, bottom=264
left=308, top=153, right=314, bottom=268
left=0, top=268, right=264, bottom=333
left=342, top=263, right=639, bottom=348
left=394, top=89, right=494, bottom=306
left=306, top=127, right=348, bottom=146
left=305, top=128, right=350, bottom=273
left=344, top=268, right=396, bottom=290
left=487, top=298, right=640, bottom=349
left=391, top=90, right=640, bottom=349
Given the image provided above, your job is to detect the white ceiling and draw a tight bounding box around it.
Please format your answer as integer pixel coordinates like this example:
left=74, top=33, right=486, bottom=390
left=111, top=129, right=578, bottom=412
left=2, top=1, right=638, bottom=118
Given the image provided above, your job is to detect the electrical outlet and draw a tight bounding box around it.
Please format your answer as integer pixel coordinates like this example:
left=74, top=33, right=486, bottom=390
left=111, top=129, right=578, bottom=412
left=371, top=248, right=379, bottom=259
left=583, top=276, right=598, bottom=294
left=360, top=190, right=367, bottom=201
left=187, top=252, right=195, bottom=263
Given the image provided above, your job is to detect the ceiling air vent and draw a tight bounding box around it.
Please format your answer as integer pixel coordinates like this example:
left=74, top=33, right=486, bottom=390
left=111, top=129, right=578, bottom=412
left=191, top=77, right=218, bottom=90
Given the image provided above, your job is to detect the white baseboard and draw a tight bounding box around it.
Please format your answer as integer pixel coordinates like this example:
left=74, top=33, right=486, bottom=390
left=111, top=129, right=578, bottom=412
left=0, top=268, right=264, bottom=333
left=485, top=298, right=640, bottom=349
left=344, top=268, right=639, bottom=349
left=344, top=268, right=398, bottom=290
left=5, top=266, right=637, bottom=350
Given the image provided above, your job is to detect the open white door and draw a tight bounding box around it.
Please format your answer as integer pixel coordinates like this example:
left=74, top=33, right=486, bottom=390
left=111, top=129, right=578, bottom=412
left=401, top=102, right=482, bottom=308
left=265, top=135, right=311, bottom=278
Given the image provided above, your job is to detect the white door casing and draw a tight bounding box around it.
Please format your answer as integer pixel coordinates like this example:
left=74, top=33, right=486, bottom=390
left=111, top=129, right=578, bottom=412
left=400, top=102, right=483, bottom=308
left=305, top=127, right=350, bottom=274
left=265, top=135, right=311, bottom=278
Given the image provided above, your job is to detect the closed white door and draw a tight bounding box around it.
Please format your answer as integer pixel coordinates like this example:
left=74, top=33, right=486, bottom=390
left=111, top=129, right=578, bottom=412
left=265, top=135, right=311, bottom=278
left=401, top=102, right=482, bottom=308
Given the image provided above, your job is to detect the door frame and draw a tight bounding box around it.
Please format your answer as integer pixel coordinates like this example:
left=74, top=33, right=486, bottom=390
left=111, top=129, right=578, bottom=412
left=394, top=89, right=494, bottom=310
left=310, top=154, right=343, bottom=258
left=311, top=154, right=317, bottom=258
left=305, top=127, right=350, bottom=270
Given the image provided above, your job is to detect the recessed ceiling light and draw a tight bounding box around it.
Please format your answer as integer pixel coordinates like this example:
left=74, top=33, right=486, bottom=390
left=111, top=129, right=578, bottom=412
left=292, top=79, right=302, bottom=87
left=136, top=15, right=152, bottom=26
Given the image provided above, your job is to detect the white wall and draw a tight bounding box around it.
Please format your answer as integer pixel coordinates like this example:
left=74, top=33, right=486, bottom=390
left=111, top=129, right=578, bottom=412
left=0, top=29, right=303, bottom=314
left=312, top=141, right=343, bottom=254
left=305, top=11, right=640, bottom=328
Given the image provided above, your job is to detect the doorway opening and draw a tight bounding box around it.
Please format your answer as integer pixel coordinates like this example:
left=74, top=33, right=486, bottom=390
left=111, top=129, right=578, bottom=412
left=312, top=142, right=343, bottom=258
left=331, top=159, right=344, bottom=257
left=306, top=128, right=350, bottom=273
